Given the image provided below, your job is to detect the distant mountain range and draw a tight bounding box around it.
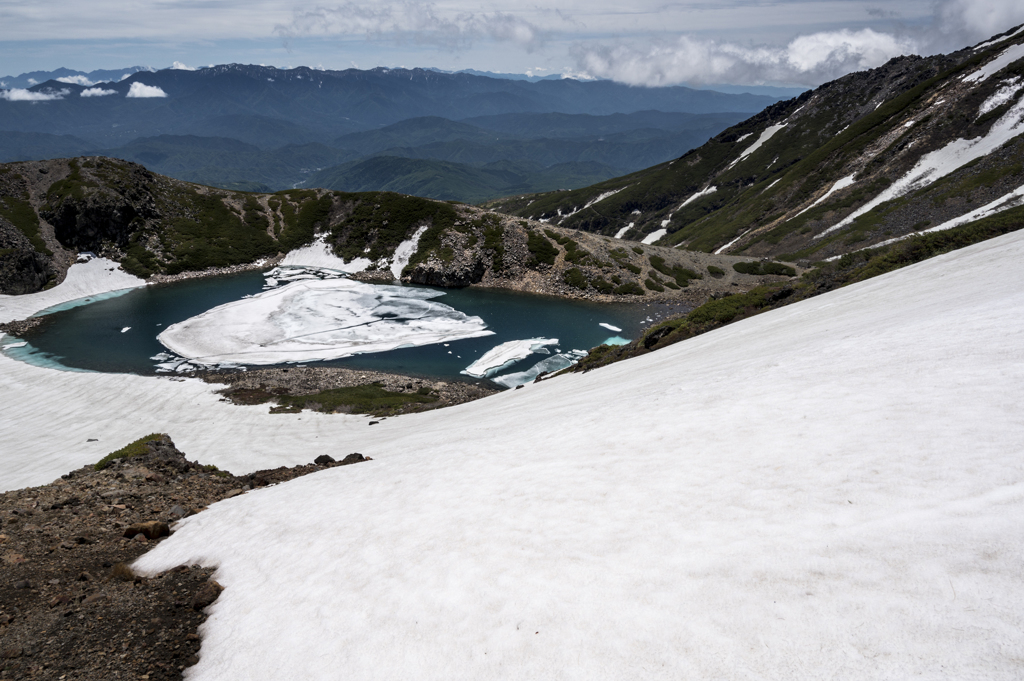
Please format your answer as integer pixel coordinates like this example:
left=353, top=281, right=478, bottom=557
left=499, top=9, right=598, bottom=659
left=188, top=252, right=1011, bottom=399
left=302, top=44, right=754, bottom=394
left=488, top=24, right=1024, bottom=261
left=0, top=64, right=778, bottom=202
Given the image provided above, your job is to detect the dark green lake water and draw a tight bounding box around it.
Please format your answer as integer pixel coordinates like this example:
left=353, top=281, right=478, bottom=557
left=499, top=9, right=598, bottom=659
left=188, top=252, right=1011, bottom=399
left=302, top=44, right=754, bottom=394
left=8, top=271, right=686, bottom=382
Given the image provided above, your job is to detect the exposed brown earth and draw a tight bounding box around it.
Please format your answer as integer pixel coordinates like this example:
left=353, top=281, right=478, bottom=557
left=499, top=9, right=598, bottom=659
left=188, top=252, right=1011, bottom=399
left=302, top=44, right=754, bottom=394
left=0, top=436, right=369, bottom=681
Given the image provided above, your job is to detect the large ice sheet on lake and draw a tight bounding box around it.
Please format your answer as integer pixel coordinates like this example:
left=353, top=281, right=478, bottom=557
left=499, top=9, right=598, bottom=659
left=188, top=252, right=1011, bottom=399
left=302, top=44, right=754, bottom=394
left=158, top=278, right=493, bottom=365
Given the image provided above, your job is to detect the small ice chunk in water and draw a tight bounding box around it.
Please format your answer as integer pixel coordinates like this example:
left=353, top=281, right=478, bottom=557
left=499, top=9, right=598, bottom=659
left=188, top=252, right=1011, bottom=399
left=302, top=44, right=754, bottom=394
left=599, top=323, right=622, bottom=332
left=3, top=341, right=28, bottom=350
left=121, top=327, right=131, bottom=333
left=601, top=336, right=631, bottom=346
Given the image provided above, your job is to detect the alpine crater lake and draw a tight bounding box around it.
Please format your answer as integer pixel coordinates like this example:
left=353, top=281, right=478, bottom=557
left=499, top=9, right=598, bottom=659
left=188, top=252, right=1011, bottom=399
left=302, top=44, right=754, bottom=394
left=5, top=268, right=680, bottom=387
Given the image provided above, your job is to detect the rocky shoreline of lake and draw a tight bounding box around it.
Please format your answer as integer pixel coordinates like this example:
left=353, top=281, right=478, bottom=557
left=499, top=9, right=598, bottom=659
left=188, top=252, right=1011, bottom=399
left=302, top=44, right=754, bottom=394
left=201, top=366, right=499, bottom=414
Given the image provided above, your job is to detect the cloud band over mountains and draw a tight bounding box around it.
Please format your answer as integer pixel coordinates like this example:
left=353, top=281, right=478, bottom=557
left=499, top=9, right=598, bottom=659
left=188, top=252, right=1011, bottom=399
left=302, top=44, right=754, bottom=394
left=2, top=0, right=1023, bottom=88
left=276, top=2, right=549, bottom=52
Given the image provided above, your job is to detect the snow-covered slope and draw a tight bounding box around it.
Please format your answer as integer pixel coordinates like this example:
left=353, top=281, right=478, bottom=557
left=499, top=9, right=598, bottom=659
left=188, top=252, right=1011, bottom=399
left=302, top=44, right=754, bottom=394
left=0, top=257, right=144, bottom=323
left=116, top=228, right=1024, bottom=679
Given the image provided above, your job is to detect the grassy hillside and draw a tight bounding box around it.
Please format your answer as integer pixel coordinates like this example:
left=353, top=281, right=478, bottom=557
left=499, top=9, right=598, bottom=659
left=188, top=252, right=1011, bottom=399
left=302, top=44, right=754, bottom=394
left=0, top=157, right=797, bottom=300
left=487, top=25, right=1024, bottom=263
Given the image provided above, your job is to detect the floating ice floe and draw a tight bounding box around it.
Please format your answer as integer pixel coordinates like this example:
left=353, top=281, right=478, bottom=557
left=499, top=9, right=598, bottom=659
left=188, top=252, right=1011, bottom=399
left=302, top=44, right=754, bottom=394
left=490, top=349, right=588, bottom=388
left=2, top=341, right=27, bottom=350
left=599, top=323, right=622, bottom=332
left=462, top=338, right=558, bottom=378
left=158, top=278, right=493, bottom=366
left=263, top=266, right=347, bottom=290
left=121, top=327, right=131, bottom=333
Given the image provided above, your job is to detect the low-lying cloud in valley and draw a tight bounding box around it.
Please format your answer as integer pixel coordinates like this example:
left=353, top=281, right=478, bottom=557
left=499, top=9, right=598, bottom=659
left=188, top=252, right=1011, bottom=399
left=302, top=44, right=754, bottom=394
left=55, top=75, right=96, bottom=86
left=0, top=88, right=70, bottom=101
left=80, top=87, right=116, bottom=97
left=125, top=82, right=168, bottom=98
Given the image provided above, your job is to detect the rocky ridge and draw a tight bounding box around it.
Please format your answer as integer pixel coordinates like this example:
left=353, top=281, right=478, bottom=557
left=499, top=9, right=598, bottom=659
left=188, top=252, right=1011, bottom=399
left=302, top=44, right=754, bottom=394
left=487, top=24, right=1024, bottom=262
left=0, top=158, right=795, bottom=303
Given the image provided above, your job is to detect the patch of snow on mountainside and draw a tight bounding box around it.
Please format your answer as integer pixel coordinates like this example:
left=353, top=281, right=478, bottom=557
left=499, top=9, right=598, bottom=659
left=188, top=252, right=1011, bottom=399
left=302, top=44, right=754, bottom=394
left=391, top=225, right=429, bottom=278
left=863, top=183, right=1024, bottom=253
left=978, top=78, right=1023, bottom=116
left=727, top=123, right=787, bottom=169
left=714, top=227, right=754, bottom=254
left=280, top=236, right=370, bottom=273
left=791, top=175, right=857, bottom=219
left=584, top=187, right=627, bottom=210
left=973, top=26, right=1024, bottom=51
left=963, top=42, right=1024, bottom=82
left=132, top=228, right=1024, bottom=681
left=678, top=186, right=717, bottom=209
left=642, top=228, right=667, bottom=244
left=614, top=223, right=633, bottom=239
left=818, top=96, right=1024, bottom=238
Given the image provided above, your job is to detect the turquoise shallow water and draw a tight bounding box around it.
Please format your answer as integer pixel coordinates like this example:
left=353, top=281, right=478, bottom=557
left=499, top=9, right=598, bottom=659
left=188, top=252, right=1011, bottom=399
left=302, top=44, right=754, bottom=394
left=7, top=271, right=686, bottom=382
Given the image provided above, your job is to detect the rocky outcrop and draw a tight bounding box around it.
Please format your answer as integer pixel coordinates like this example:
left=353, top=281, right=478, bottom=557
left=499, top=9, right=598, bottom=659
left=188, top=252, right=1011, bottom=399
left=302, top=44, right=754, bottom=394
left=407, top=256, right=489, bottom=287
left=0, top=434, right=380, bottom=681
left=0, top=218, right=53, bottom=294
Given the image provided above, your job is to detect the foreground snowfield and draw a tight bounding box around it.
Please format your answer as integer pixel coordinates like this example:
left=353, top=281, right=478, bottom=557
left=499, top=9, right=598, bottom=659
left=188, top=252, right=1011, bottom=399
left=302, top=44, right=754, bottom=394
left=128, top=231, right=1023, bottom=679
left=3, top=232, right=1024, bottom=678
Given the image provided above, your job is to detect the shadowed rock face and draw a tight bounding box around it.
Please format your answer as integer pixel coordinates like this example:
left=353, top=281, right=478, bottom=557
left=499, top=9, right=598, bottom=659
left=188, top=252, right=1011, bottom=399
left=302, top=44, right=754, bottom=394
left=407, top=257, right=489, bottom=287
left=0, top=218, right=53, bottom=294
left=41, top=165, right=160, bottom=252
left=45, top=195, right=141, bottom=251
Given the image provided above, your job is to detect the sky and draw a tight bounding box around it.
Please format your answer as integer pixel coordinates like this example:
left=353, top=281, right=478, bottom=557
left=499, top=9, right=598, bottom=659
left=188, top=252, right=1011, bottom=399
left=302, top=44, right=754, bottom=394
left=0, top=0, right=1023, bottom=87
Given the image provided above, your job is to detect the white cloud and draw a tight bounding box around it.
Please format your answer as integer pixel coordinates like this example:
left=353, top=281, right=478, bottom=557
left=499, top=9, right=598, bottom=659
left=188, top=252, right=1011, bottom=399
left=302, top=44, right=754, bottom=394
left=80, top=87, right=117, bottom=97
left=26, top=78, right=38, bottom=86
left=935, top=0, right=1024, bottom=45
left=170, top=60, right=196, bottom=70
left=125, top=82, right=168, bottom=98
left=0, top=87, right=70, bottom=101
left=276, top=2, right=549, bottom=51
left=56, top=74, right=95, bottom=86
left=572, top=29, right=918, bottom=87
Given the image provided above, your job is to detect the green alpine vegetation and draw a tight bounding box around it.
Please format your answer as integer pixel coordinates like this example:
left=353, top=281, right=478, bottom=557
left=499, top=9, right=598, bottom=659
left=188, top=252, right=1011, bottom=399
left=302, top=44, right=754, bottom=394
left=487, top=25, right=1024, bottom=265
left=572, top=202, right=1024, bottom=373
